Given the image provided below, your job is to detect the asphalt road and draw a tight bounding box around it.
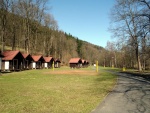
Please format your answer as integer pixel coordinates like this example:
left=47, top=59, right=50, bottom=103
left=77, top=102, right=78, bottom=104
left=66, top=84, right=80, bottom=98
left=91, top=72, right=150, bottom=113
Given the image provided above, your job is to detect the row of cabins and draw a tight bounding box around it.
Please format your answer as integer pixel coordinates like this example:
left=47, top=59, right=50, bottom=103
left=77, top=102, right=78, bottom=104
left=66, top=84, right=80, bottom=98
left=0, top=50, right=61, bottom=72
left=69, top=58, right=89, bottom=68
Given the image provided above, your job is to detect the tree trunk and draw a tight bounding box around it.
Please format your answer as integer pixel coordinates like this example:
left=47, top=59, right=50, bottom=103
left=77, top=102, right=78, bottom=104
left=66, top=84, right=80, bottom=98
left=104, top=59, right=105, bottom=67
left=1, top=30, right=5, bottom=52
left=135, top=45, right=142, bottom=71
left=114, top=52, right=117, bottom=67
left=1, top=15, right=6, bottom=52
left=12, top=23, right=16, bottom=50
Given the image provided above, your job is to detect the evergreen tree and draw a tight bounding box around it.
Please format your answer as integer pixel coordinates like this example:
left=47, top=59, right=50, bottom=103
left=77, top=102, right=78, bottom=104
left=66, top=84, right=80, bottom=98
left=76, top=38, right=82, bottom=57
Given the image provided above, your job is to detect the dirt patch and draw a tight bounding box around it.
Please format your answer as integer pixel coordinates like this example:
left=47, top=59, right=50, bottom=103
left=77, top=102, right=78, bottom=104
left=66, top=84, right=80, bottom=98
left=44, top=70, right=98, bottom=76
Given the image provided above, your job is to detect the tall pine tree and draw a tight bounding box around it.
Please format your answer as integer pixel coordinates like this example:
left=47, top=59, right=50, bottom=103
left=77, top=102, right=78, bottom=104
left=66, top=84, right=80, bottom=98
left=76, top=38, right=82, bottom=57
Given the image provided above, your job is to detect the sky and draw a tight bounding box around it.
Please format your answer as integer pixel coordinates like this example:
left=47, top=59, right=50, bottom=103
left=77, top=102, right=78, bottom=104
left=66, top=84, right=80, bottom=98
left=49, top=0, right=115, bottom=48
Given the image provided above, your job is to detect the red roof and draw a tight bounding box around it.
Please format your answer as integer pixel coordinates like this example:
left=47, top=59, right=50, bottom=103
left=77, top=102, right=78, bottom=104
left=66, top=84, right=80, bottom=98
left=43, top=57, right=53, bottom=62
left=2, top=50, right=20, bottom=60
left=82, top=59, right=86, bottom=63
left=69, top=58, right=81, bottom=63
left=31, top=55, right=42, bottom=62
left=22, top=53, right=29, bottom=59
left=55, top=59, right=61, bottom=63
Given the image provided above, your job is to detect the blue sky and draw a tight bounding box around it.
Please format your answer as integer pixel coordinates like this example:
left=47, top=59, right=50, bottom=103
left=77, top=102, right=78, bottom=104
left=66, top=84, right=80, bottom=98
left=49, top=0, right=115, bottom=48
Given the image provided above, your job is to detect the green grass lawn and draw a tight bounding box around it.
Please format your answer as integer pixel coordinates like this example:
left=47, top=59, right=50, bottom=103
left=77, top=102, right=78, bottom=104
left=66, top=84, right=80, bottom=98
left=100, top=66, right=150, bottom=81
left=0, top=66, right=117, bottom=113
left=100, top=66, right=123, bottom=72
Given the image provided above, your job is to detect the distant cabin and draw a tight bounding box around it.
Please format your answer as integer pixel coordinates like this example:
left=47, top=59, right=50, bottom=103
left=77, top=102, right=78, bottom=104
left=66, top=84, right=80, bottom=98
left=43, top=57, right=54, bottom=69
left=2, top=50, right=24, bottom=71
left=82, top=59, right=86, bottom=68
left=22, top=53, right=33, bottom=70
left=85, top=60, right=89, bottom=67
left=31, top=55, right=44, bottom=69
left=54, top=59, right=61, bottom=68
left=69, top=58, right=82, bottom=68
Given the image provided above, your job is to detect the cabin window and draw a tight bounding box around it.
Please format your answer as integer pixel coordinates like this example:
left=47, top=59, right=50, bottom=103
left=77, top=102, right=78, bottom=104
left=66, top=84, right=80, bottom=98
left=26, top=60, right=29, bottom=68
left=13, top=59, right=18, bottom=70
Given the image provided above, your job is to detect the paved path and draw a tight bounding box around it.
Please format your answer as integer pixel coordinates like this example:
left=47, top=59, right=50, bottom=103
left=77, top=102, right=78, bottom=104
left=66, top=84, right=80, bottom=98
left=91, top=72, right=150, bottom=113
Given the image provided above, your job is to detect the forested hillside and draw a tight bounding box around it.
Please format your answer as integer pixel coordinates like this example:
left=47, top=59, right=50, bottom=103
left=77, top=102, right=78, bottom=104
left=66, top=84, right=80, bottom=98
left=0, top=0, right=104, bottom=65
left=0, top=0, right=150, bottom=70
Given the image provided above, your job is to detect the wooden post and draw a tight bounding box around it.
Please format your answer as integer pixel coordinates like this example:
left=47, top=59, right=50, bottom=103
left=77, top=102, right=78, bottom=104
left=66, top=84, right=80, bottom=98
left=123, top=66, right=126, bottom=71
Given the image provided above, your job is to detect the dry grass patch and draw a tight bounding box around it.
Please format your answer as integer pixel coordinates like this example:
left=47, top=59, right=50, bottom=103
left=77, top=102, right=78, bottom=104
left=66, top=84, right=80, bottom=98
left=44, top=69, right=98, bottom=76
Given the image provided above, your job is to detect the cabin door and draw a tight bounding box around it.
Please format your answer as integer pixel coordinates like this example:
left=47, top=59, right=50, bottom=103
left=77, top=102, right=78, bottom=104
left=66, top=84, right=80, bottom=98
left=26, top=60, right=29, bottom=69
left=45, top=63, right=47, bottom=68
left=13, top=59, right=18, bottom=70
left=5, top=61, right=9, bottom=70
left=32, top=62, right=36, bottom=69
left=56, top=62, right=58, bottom=68
left=37, top=61, right=41, bottom=69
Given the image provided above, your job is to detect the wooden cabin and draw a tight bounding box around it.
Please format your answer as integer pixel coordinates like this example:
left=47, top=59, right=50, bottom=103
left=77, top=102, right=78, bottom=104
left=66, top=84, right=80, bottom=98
left=43, top=57, right=54, bottom=69
left=85, top=60, right=89, bottom=67
left=22, top=53, right=34, bottom=70
left=31, top=55, right=44, bottom=69
left=2, top=50, right=24, bottom=71
left=69, top=58, right=82, bottom=68
left=82, top=59, right=86, bottom=68
left=54, top=59, right=61, bottom=68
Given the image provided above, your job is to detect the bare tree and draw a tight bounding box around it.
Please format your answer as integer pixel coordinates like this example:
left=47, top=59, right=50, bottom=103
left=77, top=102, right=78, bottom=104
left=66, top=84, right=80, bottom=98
left=15, top=0, right=48, bottom=53
left=109, top=0, right=150, bottom=71
left=0, top=0, right=11, bottom=52
left=42, top=13, right=58, bottom=56
left=105, top=41, right=117, bottom=68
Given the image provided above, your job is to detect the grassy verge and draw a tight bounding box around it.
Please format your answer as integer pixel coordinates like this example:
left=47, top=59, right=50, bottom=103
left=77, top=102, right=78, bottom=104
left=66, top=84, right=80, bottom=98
left=100, top=66, right=122, bottom=72
left=0, top=66, right=117, bottom=113
left=121, top=69, right=150, bottom=80
left=100, top=66, right=150, bottom=81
